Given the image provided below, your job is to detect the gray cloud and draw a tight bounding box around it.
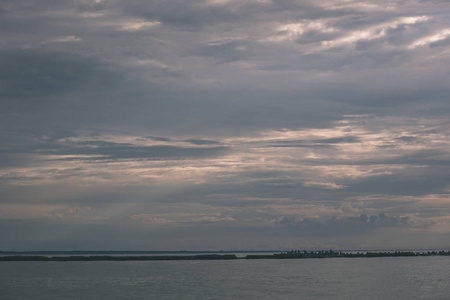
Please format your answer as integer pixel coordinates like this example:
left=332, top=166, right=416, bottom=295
left=45, top=141, right=230, bottom=160
left=315, top=136, right=361, bottom=143
left=276, top=213, right=416, bottom=236
left=184, top=139, right=222, bottom=145
left=0, top=50, right=119, bottom=101
left=1, top=0, right=450, bottom=250
left=269, top=144, right=334, bottom=148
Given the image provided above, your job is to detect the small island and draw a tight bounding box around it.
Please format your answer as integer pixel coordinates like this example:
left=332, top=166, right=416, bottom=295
left=1, top=250, right=450, bottom=261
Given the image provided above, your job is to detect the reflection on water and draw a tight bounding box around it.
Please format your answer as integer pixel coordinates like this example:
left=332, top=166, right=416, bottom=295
left=1, top=257, right=449, bottom=299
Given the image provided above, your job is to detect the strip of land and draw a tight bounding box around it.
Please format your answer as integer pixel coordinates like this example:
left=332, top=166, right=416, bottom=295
left=1, top=250, right=450, bottom=261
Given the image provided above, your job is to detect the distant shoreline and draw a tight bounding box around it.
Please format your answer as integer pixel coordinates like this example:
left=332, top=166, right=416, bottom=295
left=1, top=250, right=450, bottom=261
left=0, top=250, right=278, bottom=255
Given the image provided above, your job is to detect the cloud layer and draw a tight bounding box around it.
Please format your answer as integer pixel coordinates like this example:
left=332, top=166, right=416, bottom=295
left=1, top=0, right=450, bottom=250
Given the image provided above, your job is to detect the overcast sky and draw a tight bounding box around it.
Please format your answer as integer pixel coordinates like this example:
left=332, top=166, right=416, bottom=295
left=1, top=0, right=450, bottom=251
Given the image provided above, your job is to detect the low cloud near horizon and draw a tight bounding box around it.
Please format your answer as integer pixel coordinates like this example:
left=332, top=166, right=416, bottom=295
left=1, top=0, right=450, bottom=251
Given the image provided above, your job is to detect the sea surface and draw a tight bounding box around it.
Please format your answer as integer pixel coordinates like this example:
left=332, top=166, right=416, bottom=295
left=1, top=256, right=449, bottom=299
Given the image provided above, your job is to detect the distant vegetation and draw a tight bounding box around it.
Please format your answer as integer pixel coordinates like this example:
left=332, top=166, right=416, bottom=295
left=247, top=250, right=450, bottom=259
left=0, top=254, right=237, bottom=261
left=1, top=250, right=450, bottom=261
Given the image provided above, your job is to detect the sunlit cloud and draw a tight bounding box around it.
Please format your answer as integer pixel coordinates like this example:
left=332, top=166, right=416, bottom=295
left=79, top=12, right=106, bottom=18
left=302, top=181, right=347, bottom=190
left=51, top=35, right=81, bottom=43
left=204, top=0, right=271, bottom=5
left=267, top=21, right=336, bottom=42
left=322, top=16, right=429, bottom=48
left=409, top=28, right=450, bottom=48
left=119, top=20, right=161, bottom=31
left=318, top=1, right=392, bottom=12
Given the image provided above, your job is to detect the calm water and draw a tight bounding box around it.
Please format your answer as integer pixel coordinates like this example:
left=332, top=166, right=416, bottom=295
left=1, top=257, right=449, bottom=299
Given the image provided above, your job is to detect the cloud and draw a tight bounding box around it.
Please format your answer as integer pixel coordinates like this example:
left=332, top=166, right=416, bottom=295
left=277, top=212, right=415, bottom=230
left=0, top=49, right=121, bottom=107
left=321, top=16, right=429, bottom=49
left=185, top=139, right=222, bottom=145
left=118, top=20, right=161, bottom=31
left=51, top=35, right=82, bottom=42
left=302, top=181, right=347, bottom=190
left=40, top=140, right=230, bottom=160
left=1, top=0, right=450, bottom=250
left=314, top=136, right=361, bottom=143
left=409, top=28, right=450, bottom=48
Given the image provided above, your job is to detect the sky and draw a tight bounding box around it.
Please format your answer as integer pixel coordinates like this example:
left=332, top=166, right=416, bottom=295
left=1, top=0, right=450, bottom=251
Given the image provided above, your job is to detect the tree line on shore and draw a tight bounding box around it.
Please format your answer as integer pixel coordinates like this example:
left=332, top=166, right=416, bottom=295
left=247, top=250, right=450, bottom=259
left=1, top=250, right=450, bottom=261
